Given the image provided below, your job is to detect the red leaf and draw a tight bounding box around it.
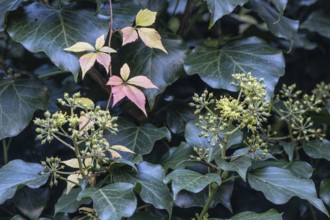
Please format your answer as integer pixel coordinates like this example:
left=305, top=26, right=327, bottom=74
left=112, top=85, right=126, bottom=106
left=96, top=52, right=111, bottom=73
left=128, top=76, right=158, bottom=89
left=121, top=27, right=139, bottom=46
left=107, top=75, right=123, bottom=86
left=79, top=52, right=97, bottom=78
left=125, top=85, right=147, bottom=116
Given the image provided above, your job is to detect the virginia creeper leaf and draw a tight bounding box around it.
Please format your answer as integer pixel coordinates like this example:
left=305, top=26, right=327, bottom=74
left=0, top=0, right=24, bottom=31
left=135, top=9, right=157, bottom=27
left=121, top=27, right=139, bottom=46
left=63, top=42, right=95, bottom=52
left=7, top=3, right=109, bottom=79
left=137, top=28, right=167, bottom=53
left=0, top=160, right=49, bottom=204
left=164, top=169, right=221, bottom=199
left=105, top=118, right=171, bottom=155
left=248, top=167, right=329, bottom=216
left=205, top=0, right=248, bottom=28
left=0, top=78, right=48, bottom=140
left=79, top=53, right=97, bottom=78
left=184, top=37, right=284, bottom=98
left=78, top=183, right=137, bottom=220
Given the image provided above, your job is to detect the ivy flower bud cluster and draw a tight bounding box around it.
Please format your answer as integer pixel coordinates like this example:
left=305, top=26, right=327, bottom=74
left=274, top=84, right=324, bottom=141
left=40, top=157, right=64, bottom=187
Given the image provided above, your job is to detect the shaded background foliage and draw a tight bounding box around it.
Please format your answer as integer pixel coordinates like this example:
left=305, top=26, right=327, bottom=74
left=1, top=0, right=330, bottom=219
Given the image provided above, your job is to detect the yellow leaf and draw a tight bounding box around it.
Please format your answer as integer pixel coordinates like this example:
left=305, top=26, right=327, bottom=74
left=99, top=46, right=117, bottom=53
left=120, top=63, right=131, bottom=81
left=83, top=158, right=93, bottom=167
left=111, top=145, right=135, bottom=154
left=61, top=158, right=80, bottom=168
left=76, top=97, right=95, bottom=109
left=137, top=28, right=167, bottom=53
left=95, top=35, right=105, bottom=50
left=64, top=42, right=95, bottom=52
left=135, top=9, right=157, bottom=27
left=66, top=173, right=81, bottom=194
left=108, top=149, right=122, bottom=158
left=79, top=52, right=97, bottom=78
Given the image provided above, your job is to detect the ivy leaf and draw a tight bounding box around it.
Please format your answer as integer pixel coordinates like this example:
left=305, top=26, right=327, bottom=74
left=0, top=160, right=50, bottom=204
left=270, top=0, right=288, bottom=16
left=184, top=37, right=284, bottom=98
left=249, top=0, right=299, bottom=47
left=121, top=34, right=186, bottom=108
left=0, top=0, right=23, bottom=31
left=135, top=162, right=173, bottom=214
left=7, top=3, right=109, bottom=79
left=160, top=142, right=194, bottom=171
left=248, top=167, right=329, bottom=216
left=280, top=141, right=297, bottom=162
left=302, top=140, right=330, bottom=161
left=320, top=178, right=330, bottom=207
left=137, top=28, right=167, bottom=53
left=164, top=169, right=221, bottom=199
left=105, top=118, right=171, bottom=155
left=78, top=183, right=137, bottom=220
left=230, top=209, right=282, bottom=220
left=205, top=0, right=248, bottom=28
left=135, top=9, right=157, bottom=27
left=55, top=188, right=91, bottom=215
left=185, top=119, right=242, bottom=162
left=215, top=156, right=251, bottom=181
left=0, top=78, right=48, bottom=140
left=301, top=11, right=330, bottom=38
left=121, top=27, right=139, bottom=46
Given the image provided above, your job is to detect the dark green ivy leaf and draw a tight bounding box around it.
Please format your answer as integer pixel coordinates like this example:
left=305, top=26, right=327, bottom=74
left=230, top=209, right=283, bottom=220
left=55, top=188, right=91, bottom=215
left=301, top=11, right=330, bottom=39
left=0, top=78, right=49, bottom=140
left=248, top=167, right=329, bottom=216
left=121, top=34, right=187, bottom=108
left=106, top=118, right=171, bottom=155
left=78, top=183, right=137, bottom=220
left=164, top=169, right=221, bottom=199
left=184, top=37, right=285, bottom=98
left=249, top=0, right=299, bottom=47
left=215, top=156, right=252, bottom=181
left=160, top=142, right=194, bottom=171
left=302, top=140, right=330, bottom=161
left=0, top=0, right=23, bottom=31
left=7, top=3, right=109, bottom=79
left=0, top=160, right=50, bottom=205
left=204, top=0, right=248, bottom=28
left=320, top=178, right=330, bottom=207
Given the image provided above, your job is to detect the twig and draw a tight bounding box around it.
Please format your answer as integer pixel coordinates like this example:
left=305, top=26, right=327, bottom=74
left=106, top=0, right=114, bottom=110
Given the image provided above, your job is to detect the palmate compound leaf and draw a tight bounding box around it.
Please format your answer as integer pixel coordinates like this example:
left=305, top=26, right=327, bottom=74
left=0, top=0, right=23, bottom=31
left=137, top=28, right=167, bottom=53
left=184, top=37, right=285, bottom=98
left=0, top=78, right=48, bottom=140
left=121, top=27, right=139, bottom=46
left=78, top=183, right=136, bottom=220
left=0, top=160, right=50, bottom=204
left=164, top=169, right=221, bottom=200
left=120, top=34, right=186, bottom=108
left=135, top=9, right=157, bottom=27
left=248, top=167, right=329, bottom=216
left=6, top=3, right=109, bottom=79
left=205, top=0, right=248, bottom=28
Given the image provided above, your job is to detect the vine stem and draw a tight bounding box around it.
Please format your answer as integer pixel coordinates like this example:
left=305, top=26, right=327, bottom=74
left=2, top=139, right=8, bottom=164
left=198, top=183, right=218, bottom=220
left=73, top=135, right=87, bottom=179
left=106, top=0, right=114, bottom=110
left=38, top=70, right=69, bottom=79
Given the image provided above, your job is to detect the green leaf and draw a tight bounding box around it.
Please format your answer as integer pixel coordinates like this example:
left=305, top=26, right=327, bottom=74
left=164, top=169, right=221, bottom=199
left=248, top=167, right=329, bottom=216
left=270, top=0, right=288, bottom=16
left=230, top=209, right=282, bottom=220
left=205, top=0, right=248, bottom=28
left=55, top=188, right=91, bottom=214
left=302, top=140, right=330, bottom=161
left=301, top=11, right=330, bottom=38
left=280, top=141, right=297, bottom=162
left=184, top=37, right=285, bottom=98
left=249, top=0, right=299, bottom=46
left=185, top=119, right=242, bottom=162
left=121, top=34, right=186, bottom=108
left=13, top=187, right=49, bottom=220
left=160, top=142, right=194, bottom=171
left=0, top=0, right=23, bottom=31
left=78, top=183, right=137, bottom=220
left=166, top=104, right=195, bottom=134
left=0, top=78, right=49, bottom=140
left=106, top=118, right=171, bottom=155
left=7, top=3, right=109, bottom=79
left=320, top=178, right=330, bottom=207
left=175, top=181, right=233, bottom=212
left=0, top=159, right=50, bottom=205
left=136, top=162, right=173, bottom=214
left=129, top=210, right=169, bottom=220
left=215, top=156, right=251, bottom=181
